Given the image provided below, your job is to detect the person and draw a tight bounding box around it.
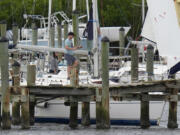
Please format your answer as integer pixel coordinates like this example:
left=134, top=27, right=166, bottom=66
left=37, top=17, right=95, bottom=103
left=64, top=32, right=82, bottom=79
left=49, top=52, right=59, bottom=74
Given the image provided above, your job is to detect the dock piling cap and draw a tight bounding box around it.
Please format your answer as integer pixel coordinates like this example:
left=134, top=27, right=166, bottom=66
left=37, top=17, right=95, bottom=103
left=0, top=37, right=8, bottom=43
left=101, top=36, right=110, bottom=42
left=12, top=61, right=20, bottom=67
left=119, top=27, right=125, bottom=31
left=147, top=44, right=154, bottom=49
left=0, top=20, right=7, bottom=24
left=12, top=22, right=18, bottom=27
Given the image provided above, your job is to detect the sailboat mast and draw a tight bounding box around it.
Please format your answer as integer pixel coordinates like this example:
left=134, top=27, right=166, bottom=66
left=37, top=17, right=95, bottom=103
left=86, top=0, right=90, bottom=20
left=142, top=0, right=145, bottom=24
left=48, top=0, right=52, bottom=47
left=92, top=0, right=99, bottom=78
left=73, top=0, right=77, bottom=11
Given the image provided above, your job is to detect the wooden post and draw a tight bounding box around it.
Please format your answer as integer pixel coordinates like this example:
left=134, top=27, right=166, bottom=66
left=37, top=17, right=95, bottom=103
left=27, top=65, right=36, bottom=86
left=72, top=11, right=79, bottom=46
left=50, top=26, right=55, bottom=48
left=140, top=45, right=154, bottom=129
left=168, top=75, right=178, bottom=129
left=96, top=88, right=102, bottom=128
left=12, top=61, right=21, bottom=125
left=119, top=27, right=125, bottom=56
left=140, top=92, right=150, bottom=129
left=32, top=22, right=38, bottom=46
left=64, top=22, right=68, bottom=42
left=131, top=45, right=139, bottom=82
left=21, top=88, right=30, bottom=129
left=69, top=67, right=79, bottom=129
left=69, top=9, right=81, bottom=129
left=146, top=45, right=154, bottom=81
left=57, top=23, right=62, bottom=48
left=0, top=38, right=11, bottom=129
left=27, top=64, right=36, bottom=125
left=0, top=21, right=7, bottom=127
left=0, top=21, right=7, bottom=38
left=12, top=23, right=18, bottom=45
left=81, top=102, right=90, bottom=126
left=29, top=96, right=36, bottom=125
left=96, top=36, right=110, bottom=129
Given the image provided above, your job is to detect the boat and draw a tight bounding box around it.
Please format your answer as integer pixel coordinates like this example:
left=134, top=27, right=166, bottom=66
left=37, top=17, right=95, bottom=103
left=9, top=0, right=180, bottom=126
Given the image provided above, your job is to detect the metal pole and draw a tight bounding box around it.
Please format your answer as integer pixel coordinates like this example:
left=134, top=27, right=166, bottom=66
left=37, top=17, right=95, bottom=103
left=73, top=0, right=77, bottom=11
left=86, top=0, right=90, bottom=20
left=93, top=0, right=99, bottom=78
left=48, top=0, right=52, bottom=48
left=57, top=23, right=62, bottom=48
left=142, top=0, right=145, bottom=24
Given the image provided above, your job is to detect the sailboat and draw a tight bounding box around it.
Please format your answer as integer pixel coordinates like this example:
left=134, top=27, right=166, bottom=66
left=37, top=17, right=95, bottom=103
left=7, top=0, right=175, bottom=125
left=25, top=0, right=166, bottom=126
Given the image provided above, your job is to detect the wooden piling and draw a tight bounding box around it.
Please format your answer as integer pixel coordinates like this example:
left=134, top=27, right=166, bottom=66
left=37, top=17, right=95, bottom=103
left=27, top=65, right=36, bottom=86
left=146, top=45, right=154, bottom=81
left=168, top=75, right=178, bottom=129
left=72, top=11, right=79, bottom=46
left=131, top=45, right=139, bottom=82
left=57, top=23, right=62, bottom=48
left=21, top=88, right=30, bottom=129
left=0, top=38, right=11, bottom=129
left=119, top=27, right=125, bottom=56
left=27, top=64, right=36, bottom=125
left=81, top=102, right=90, bottom=126
left=29, top=96, right=36, bottom=125
left=32, top=22, right=38, bottom=46
left=96, top=88, right=103, bottom=128
left=96, top=37, right=110, bottom=129
left=69, top=67, right=79, bottom=129
left=12, top=61, right=21, bottom=125
left=0, top=21, right=7, bottom=38
left=140, top=45, right=154, bottom=129
left=140, top=93, right=150, bottom=129
left=64, top=22, right=68, bottom=41
left=50, top=26, right=55, bottom=48
left=12, top=23, right=18, bottom=45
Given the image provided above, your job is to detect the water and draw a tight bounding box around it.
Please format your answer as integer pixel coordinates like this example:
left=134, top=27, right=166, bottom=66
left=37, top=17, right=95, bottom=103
left=1, top=124, right=180, bottom=135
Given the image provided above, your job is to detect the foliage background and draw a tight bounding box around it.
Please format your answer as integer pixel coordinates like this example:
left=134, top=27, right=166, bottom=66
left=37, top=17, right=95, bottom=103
left=0, top=0, right=146, bottom=39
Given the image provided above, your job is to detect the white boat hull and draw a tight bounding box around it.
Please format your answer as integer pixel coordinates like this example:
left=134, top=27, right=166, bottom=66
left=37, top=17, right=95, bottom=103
left=35, top=100, right=164, bottom=125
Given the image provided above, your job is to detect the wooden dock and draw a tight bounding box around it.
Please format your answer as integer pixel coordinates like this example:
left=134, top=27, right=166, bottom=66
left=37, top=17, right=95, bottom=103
left=0, top=21, right=180, bottom=130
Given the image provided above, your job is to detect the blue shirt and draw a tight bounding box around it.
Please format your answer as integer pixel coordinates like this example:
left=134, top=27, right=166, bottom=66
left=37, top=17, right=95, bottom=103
left=65, top=38, right=74, bottom=55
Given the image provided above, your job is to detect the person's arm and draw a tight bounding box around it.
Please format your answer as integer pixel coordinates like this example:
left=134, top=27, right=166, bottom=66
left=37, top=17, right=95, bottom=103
left=65, top=45, right=78, bottom=50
